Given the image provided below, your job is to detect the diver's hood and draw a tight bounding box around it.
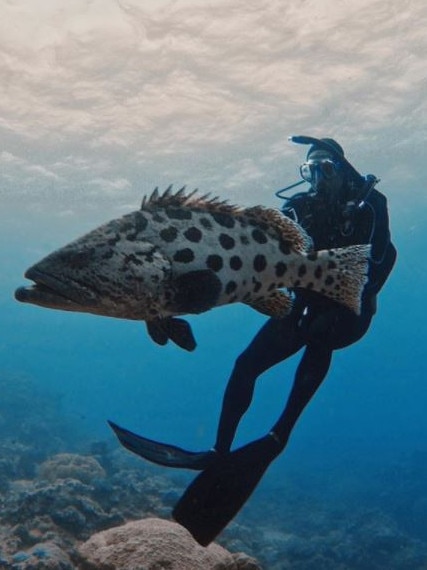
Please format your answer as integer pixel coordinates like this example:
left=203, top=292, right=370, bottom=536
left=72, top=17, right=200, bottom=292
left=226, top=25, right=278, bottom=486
left=289, top=135, right=364, bottom=183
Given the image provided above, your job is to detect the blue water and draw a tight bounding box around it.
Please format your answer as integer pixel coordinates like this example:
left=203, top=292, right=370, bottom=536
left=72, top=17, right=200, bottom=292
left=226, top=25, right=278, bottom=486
left=1, top=1, right=427, bottom=565
left=2, top=198, right=426, bottom=531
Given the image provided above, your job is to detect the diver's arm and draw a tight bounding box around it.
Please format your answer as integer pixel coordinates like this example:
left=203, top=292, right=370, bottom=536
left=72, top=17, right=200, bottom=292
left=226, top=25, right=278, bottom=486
left=365, top=191, right=396, bottom=295
left=367, top=191, right=391, bottom=263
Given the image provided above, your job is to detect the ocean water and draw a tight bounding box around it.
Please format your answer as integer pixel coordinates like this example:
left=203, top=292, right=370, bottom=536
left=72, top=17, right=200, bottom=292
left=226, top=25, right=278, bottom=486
left=1, top=1, right=427, bottom=568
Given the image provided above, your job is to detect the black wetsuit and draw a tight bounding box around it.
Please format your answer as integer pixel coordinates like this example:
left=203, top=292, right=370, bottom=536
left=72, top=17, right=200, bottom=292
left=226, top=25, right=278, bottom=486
left=214, top=184, right=397, bottom=454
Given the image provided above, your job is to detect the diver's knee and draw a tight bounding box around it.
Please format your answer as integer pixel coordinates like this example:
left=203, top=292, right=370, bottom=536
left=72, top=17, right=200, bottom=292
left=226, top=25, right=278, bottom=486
left=233, top=350, right=258, bottom=377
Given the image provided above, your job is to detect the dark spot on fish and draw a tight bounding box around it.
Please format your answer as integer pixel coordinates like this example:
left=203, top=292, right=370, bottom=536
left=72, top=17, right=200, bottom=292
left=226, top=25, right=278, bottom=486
left=293, top=279, right=301, bottom=287
left=279, top=240, right=291, bottom=255
left=325, top=275, right=334, bottom=286
left=173, top=248, right=195, bottom=263
left=212, top=212, right=235, bottom=228
left=249, top=219, right=268, bottom=231
left=219, top=233, right=235, bottom=250
left=306, top=282, right=314, bottom=289
left=268, top=283, right=276, bottom=291
left=230, top=256, right=243, bottom=270
left=200, top=217, right=213, bottom=229
left=328, top=250, right=335, bottom=256
left=134, top=212, right=149, bottom=233
left=307, top=251, right=318, bottom=261
left=184, top=227, right=202, bottom=242
left=298, top=264, right=307, bottom=277
left=328, top=260, right=337, bottom=270
left=253, top=254, right=267, bottom=272
left=252, top=277, right=262, bottom=293
left=160, top=226, right=178, bottom=242
left=275, top=262, right=287, bottom=277
left=243, top=292, right=251, bottom=301
left=108, top=235, right=121, bottom=246
left=102, top=250, right=114, bottom=260
left=206, top=254, right=223, bottom=272
left=229, top=294, right=238, bottom=303
left=315, top=266, right=323, bottom=279
left=152, top=213, right=165, bottom=223
left=121, top=221, right=134, bottom=232
left=68, top=249, right=95, bottom=269
left=125, top=253, right=143, bottom=266
left=252, top=229, right=267, bottom=244
left=225, top=281, right=237, bottom=294
left=166, top=207, right=192, bottom=220
left=240, top=235, right=250, bottom=245
left=334, top=284, right=341, bottom=290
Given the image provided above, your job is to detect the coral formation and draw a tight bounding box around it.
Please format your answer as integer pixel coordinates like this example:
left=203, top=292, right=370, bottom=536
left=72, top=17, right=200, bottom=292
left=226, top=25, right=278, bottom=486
left=0, top=374, right=426, bottom=569
left=38, top=454, right=106, bottom=485
left=78, top=517, right=261, bottom=570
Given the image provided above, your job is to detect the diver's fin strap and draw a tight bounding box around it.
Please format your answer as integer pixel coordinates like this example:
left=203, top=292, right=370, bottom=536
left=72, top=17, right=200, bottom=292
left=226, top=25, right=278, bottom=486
left=108, top=421, right=216, bottom=470
left=173, top=434, right=281, bottom=545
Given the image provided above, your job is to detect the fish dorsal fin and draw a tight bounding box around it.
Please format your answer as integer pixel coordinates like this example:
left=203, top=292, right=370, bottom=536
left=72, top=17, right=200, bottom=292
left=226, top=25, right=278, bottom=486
left=140, top=186, right=242, bottom=216
left=140, top=188, right=312, bottom=254
left=243, top=206, right=313, bottom=254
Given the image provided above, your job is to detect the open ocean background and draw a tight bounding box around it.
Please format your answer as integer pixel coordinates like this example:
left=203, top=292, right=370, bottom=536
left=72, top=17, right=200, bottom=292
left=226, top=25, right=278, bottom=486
left=1, top=1, right=426, bottom=567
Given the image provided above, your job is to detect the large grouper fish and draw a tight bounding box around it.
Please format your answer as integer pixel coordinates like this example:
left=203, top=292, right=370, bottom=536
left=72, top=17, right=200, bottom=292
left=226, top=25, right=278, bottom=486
left=15, top=186, right=371, bottom=351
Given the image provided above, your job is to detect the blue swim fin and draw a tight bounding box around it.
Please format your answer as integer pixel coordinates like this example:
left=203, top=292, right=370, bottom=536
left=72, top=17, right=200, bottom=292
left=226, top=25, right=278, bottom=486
left=173, top=434, right=281, bottom=545
left=108, top=421, right=217, bottom=470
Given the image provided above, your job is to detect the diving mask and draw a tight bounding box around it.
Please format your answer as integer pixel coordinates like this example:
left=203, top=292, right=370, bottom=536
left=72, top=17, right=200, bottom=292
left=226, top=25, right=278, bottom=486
left=299, top=159, right=342, bottom=183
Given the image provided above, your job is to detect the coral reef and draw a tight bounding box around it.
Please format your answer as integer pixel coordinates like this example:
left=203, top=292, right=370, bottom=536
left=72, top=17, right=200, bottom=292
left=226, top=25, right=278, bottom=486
left=38, top=454, right=106, bottom=485
left=0, top=373, right=426, bottom=569
left=78, top=517, right=261, bottom=570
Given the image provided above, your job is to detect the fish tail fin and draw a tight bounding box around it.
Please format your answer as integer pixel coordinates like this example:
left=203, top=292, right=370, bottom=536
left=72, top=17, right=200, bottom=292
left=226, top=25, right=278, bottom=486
left=304, top=244, right=371, bottom=314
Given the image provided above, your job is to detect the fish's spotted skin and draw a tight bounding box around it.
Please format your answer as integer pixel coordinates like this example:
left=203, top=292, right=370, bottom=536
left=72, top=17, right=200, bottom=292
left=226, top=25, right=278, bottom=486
left=15, top=186, right=371, bottom=350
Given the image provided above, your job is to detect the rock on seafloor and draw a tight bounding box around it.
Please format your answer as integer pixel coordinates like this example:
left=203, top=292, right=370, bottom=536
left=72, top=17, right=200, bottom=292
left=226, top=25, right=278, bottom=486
left=78, top=517, right=262, bottom=570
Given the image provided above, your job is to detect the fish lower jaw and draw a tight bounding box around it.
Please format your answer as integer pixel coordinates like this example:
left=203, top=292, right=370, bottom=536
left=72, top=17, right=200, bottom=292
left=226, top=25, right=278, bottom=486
left=17, top=268, right=98, bottom=308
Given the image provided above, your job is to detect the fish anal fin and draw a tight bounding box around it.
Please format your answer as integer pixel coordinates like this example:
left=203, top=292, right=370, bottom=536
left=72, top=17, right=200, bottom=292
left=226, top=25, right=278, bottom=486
left=146, top=317, right=197, bottom=351
left=172, top=270, right=222, bottom=314
left=244, top=290, right=293, bottom=318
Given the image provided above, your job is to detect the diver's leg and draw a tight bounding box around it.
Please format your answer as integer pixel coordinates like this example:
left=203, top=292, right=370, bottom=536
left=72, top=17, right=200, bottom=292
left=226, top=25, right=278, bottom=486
left=110, top=315, right=302, bottom=470
left=173, top=342, right=332, bottom=544
left=270, top=302, right=374, bottom=447
left=270, top=343, right=332, bottom=447
left=214, top=315, right=305, bottom=454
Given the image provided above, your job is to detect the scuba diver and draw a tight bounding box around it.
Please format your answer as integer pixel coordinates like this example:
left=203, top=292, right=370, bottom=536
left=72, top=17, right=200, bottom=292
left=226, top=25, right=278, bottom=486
left=109, top=136, right=397, bottom=545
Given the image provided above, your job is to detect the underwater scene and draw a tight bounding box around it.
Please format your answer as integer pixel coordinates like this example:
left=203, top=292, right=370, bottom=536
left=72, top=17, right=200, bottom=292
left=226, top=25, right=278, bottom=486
left=1, top=1, right=427, bottom=568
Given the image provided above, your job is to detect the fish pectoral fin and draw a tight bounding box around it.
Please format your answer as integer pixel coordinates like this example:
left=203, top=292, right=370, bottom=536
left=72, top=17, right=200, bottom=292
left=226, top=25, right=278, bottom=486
left=146, top=320, right=168, bottom=346
left=172, top=270, right=222, bottom=314
left=167, top=317, right=197, bottom=351
left=244, top=290, right=293, bottom=318
left=146, top=317, right=197, bottom=351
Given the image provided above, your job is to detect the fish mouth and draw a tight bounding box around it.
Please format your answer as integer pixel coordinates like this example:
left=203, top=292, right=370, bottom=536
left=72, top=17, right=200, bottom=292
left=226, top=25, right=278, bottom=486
left=15, top=267, right=98, bottom=310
